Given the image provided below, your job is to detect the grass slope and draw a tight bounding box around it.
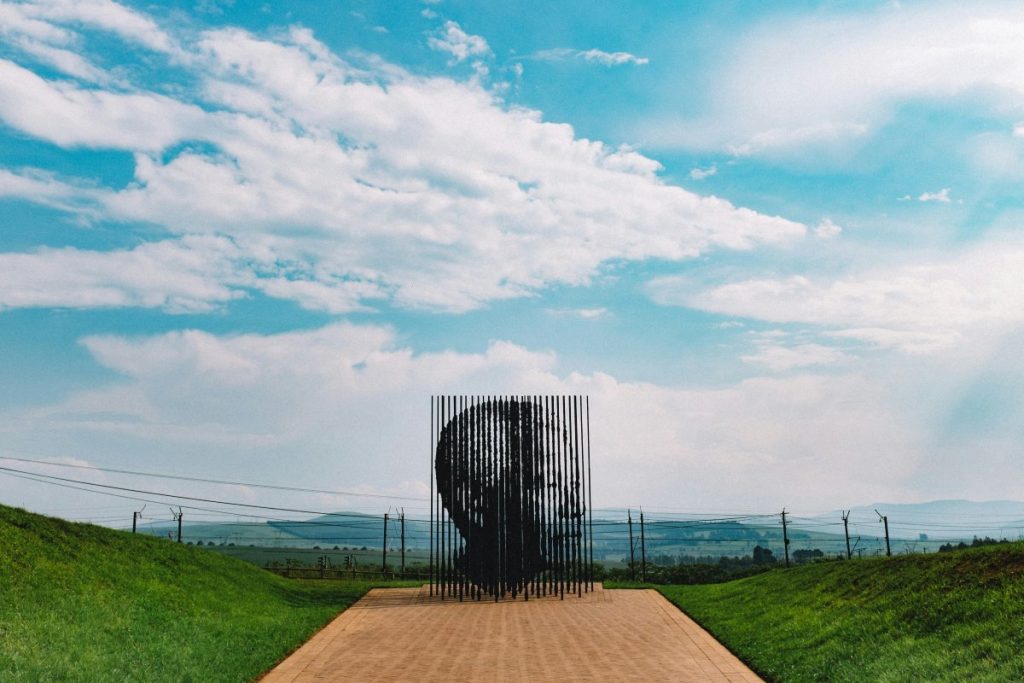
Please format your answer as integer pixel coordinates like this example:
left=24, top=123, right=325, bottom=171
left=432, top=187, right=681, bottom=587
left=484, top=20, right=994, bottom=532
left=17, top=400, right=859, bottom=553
left=657, top=543, right=1024, bottom=682
left=0, top=505, right=400, bottom=682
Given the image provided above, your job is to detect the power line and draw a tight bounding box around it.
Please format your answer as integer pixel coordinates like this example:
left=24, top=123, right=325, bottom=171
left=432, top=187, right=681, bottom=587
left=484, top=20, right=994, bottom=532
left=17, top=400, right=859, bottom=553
left=0, top=464, right=418, bottom=518
left=0, top=454, right=425, bottom=502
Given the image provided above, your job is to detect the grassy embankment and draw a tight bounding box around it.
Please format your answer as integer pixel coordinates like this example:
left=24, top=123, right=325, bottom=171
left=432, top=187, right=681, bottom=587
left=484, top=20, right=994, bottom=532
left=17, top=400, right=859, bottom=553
left=0, top=504, right=413, bottom=682
left=653, top=543, right=1024, bottom=682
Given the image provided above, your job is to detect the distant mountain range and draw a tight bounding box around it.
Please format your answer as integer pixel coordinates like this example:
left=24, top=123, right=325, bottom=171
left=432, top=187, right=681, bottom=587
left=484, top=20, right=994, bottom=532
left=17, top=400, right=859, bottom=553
left=815, top=500, right=1024, bottom=540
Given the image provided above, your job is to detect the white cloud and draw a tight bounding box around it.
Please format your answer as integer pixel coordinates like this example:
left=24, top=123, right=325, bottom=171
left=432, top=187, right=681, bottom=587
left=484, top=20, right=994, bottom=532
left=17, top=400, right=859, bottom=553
left=533, top=48, right=648, bottom=67
left=742, top=343, right=849, bottom=372
left=427, top=20, right=489, bottom=63
left=650, top=237, right=1024, bottom=353
left=4, top=35, right=109, bottom=83
left=578, top=49, right=648, bottom=66
left=21, top=0, right=175, bottom=53
left=689, top=165, right=717, bottom=180
left=0, top=237, right=245, bottom=313
left=726, top=122, right=869, bottom=157
left=0, top=18, right=806, bottom=314
left=814, top=218, right=843, bottom=238
left=918, top=188, right=951, bottom=203
left=826, top=328, right=962, bottom=355
left=546, top=307, right=608, bottom=320
left=0, top=0, right=176, bottom=59
left=0, top=233, right=389, bottom=314
left=638, top=4, right=1024, bottom=155
left=0, top=323, right=946, bottom=511
left=0, top=60, right=207, bottom=150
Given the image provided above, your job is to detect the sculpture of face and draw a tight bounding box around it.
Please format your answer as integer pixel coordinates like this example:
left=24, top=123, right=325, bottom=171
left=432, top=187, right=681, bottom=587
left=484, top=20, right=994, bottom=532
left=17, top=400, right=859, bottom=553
left=434, top=396, right=584, bottom=595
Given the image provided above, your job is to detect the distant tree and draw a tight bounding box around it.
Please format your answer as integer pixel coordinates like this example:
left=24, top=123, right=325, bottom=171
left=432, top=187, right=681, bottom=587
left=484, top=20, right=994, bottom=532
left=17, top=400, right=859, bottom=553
left=752, top=545, right=775, bottom=564
left=792, top=548, right=824, bottom=564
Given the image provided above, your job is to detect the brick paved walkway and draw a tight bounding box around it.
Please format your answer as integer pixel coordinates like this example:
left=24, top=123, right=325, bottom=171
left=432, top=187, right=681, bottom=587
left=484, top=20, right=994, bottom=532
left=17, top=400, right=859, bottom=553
left=261, top=584, right=762, bottom=682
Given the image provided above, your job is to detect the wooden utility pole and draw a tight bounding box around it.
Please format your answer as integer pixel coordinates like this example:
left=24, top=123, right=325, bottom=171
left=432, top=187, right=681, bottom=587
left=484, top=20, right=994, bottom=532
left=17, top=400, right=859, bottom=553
left=875, top=509, right=891, bottom=557
left=781, top=509, right=790, bottom=567
left=627, top=510, right=636, bottom=581
left=132, top=505, right=145, bottom=533
left=400, top=509, right=406, bottom=576
left=842, top=510, right=852, bottom=559
left=382, top=513, right=389, bottom=574
left=640, top=509, right=647, bottom=582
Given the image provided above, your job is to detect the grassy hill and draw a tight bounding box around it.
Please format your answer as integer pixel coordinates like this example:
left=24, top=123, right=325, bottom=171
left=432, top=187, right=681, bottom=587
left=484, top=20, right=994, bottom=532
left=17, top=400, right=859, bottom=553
left=0, top=504, right=400, bottom=682
left=656, top=542, right=1024, bottom=682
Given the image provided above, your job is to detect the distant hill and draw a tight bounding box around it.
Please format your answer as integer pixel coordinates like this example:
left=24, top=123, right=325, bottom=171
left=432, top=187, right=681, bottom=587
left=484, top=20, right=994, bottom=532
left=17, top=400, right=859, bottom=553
left=127, top=498, right=1024, bottom=565
left=816, top=499, right=1024, bottom=540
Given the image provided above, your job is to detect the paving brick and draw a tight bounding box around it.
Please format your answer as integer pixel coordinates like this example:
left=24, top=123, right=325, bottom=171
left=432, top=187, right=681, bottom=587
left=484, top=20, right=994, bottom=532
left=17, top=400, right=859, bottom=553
left=261, top=584, right=762, bottom=682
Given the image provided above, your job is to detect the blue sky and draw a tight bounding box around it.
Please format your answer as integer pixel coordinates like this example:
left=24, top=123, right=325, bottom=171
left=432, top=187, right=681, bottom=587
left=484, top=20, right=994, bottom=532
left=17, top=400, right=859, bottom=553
left=1, top=0, right=1024, bottom=522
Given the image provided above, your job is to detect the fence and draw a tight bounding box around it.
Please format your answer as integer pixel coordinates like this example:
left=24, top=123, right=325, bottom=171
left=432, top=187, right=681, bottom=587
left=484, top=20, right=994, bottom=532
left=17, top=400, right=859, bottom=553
left=3, top=455, right=1022, bottom=583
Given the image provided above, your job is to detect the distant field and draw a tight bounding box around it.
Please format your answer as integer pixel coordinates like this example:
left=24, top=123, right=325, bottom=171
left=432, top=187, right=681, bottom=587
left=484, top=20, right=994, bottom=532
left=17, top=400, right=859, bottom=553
left=654, top=542, right=1024, bottom=682
left=205, top=543, right=430, bottom=574
left=0, top=504, right=416, bottom=682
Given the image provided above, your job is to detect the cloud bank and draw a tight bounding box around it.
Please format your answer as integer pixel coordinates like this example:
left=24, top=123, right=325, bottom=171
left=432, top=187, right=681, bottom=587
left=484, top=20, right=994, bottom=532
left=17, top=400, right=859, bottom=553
left=0, top=3, right=803, bottom=315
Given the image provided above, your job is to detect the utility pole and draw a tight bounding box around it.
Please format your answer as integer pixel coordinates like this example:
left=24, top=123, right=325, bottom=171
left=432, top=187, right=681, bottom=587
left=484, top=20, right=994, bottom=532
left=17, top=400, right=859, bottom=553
left=132, top=505, right=145, bottom=533
left=170, top=507, right=182, bottom=543
left=781, top=508, right=790, bottom=568
left=400, top=509, right=406, bottom=577
left=842, top=510, right=852, bottom=560
left=627, top=509, right=636, bottom=581
left=382, top=512, right=389, bottom=575
left=875, top=509, right=891, bottom=557
left=640, top=508, right=647, bottom=582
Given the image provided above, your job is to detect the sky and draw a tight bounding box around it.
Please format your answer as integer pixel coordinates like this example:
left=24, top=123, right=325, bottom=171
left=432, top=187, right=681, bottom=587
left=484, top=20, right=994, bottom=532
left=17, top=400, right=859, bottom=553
left=1, top=0, right=1023, bottom=525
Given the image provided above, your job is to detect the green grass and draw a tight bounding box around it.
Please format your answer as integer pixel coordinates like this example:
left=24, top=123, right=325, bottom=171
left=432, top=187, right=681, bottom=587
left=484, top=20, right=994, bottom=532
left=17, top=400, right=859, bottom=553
left=0, top=504, right=415, bottom=682
left=651, top=544, right=1024, bottom=682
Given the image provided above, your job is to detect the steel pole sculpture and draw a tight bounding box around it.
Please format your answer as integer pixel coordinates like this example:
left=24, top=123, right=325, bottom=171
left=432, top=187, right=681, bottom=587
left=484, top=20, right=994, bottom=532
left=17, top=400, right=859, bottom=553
left=429, top=395, right=593, bottom=600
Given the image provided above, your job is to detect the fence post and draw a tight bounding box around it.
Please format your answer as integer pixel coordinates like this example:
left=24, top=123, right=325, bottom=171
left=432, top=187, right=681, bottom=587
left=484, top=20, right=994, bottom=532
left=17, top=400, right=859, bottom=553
left=781, top=509, right=790, bottom=567
left=400, top=510, right=406, bottom=577
left=382, top=513, right=389, bottom=575
left=627, top=509, right=635, bottom=581
left=640, top=509, right=647, bottom=582
left=875, top=509, right=891, bottom=556
left=842, top=510, right=852, bottom=559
